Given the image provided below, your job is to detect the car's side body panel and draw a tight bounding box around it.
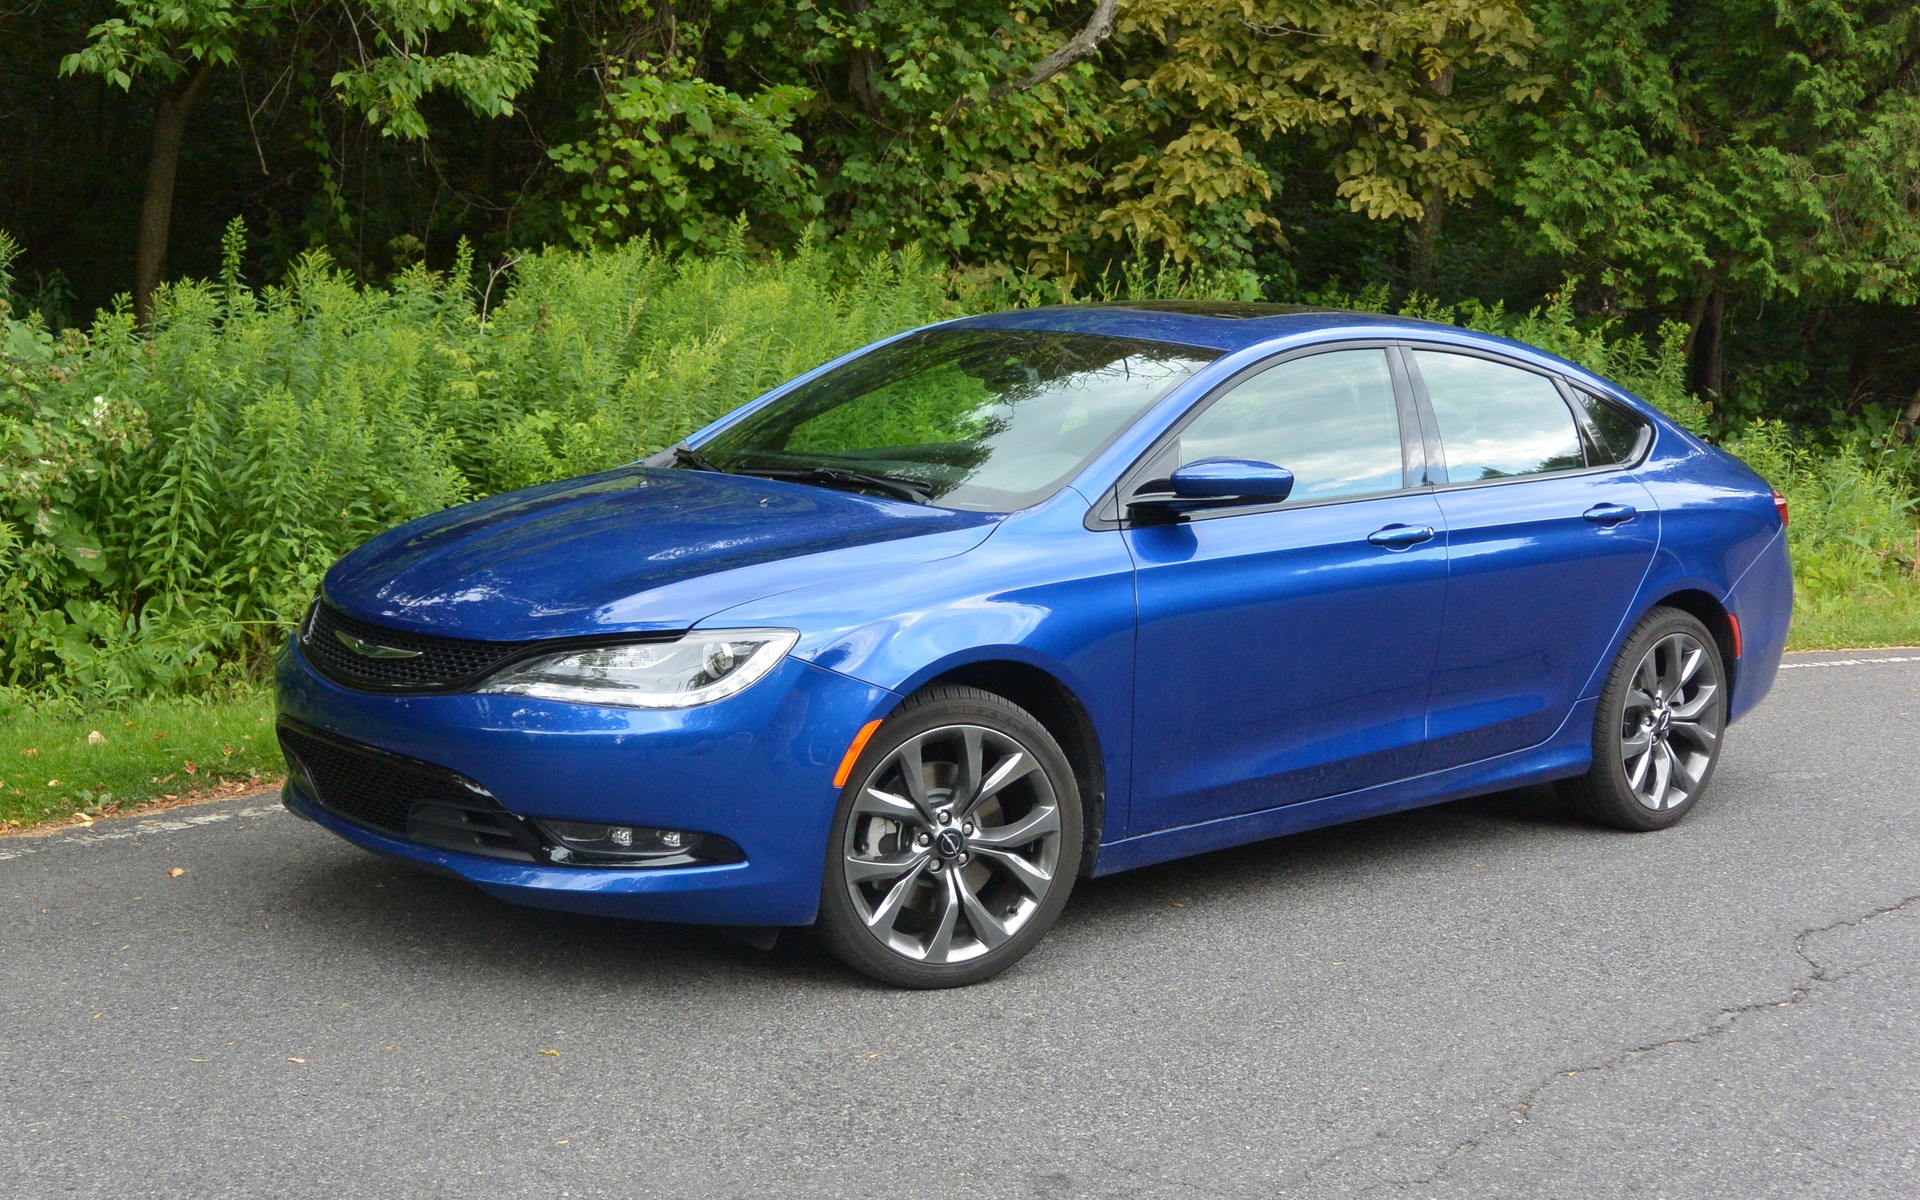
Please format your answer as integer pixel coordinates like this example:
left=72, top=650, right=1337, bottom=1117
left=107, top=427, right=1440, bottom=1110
left=1126, top=490, right=1450, bottom=825
left=1418, top=470, right=1661, bottom=771
left=701, top=488, right=1146, bottom=838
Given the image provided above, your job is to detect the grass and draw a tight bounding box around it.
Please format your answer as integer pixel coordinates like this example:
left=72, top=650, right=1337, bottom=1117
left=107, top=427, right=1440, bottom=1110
left=1782, top=590, right=1920, bottom=651
left=2, top=595, right=1914, bottom=833
left=0, top=686, right=281, bottom=832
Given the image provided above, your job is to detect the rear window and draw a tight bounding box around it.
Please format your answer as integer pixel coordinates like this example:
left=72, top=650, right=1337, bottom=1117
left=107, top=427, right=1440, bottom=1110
left=1412, top=351, right=1585, bottom=482
left=1573, top=390, right=1651, bottom=465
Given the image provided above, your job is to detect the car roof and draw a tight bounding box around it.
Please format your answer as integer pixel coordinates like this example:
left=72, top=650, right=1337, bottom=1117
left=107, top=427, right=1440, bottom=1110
left=947, top=301, right=1472, bottom=354
left=943, top=301, right=1655, bottom=418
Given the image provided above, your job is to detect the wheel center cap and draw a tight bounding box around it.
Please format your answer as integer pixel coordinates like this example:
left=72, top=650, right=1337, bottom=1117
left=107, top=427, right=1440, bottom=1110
left=933, top=828, right=967, bottom=860
left=1651, top=706, right=1674, bottom=736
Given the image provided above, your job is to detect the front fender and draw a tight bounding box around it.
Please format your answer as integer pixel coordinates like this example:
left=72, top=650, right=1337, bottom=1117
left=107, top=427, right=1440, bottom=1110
left=701, top=489, right=1141, bottom=835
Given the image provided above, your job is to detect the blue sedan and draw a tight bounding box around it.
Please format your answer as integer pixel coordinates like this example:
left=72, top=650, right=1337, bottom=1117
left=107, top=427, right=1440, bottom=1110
left=276, top=301, right=1792, bottom=987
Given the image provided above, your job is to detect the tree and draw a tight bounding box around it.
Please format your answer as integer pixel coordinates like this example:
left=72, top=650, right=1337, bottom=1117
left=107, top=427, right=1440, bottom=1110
left=1103, top=1, right=1544, bottom=268
left=61, top=0, right=549, bottom=323
left=1504, top=0, right=1920, bottom=395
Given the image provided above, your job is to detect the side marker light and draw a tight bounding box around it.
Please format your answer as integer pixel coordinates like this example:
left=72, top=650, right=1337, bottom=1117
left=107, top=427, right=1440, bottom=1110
left=834, top=719, right=885, bottom=788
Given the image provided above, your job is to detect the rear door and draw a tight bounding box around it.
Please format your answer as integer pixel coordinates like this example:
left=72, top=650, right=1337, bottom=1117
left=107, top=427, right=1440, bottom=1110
left=1122, top=345, right=1449, bottom=829
left=1406, top=348, right=1659, bottom=771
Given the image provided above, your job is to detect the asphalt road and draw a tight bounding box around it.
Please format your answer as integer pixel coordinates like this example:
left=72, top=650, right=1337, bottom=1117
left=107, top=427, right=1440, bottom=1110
left=3, top=650, right=1917, bottom=1199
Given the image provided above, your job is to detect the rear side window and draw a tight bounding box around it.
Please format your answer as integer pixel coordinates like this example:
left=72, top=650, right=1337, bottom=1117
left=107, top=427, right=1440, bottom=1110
left=1573, top=390, right=1651, bottom=465
left=1176, top=349, right=1403, bottom=503
left=1412, top=351, right=1584, bottom=482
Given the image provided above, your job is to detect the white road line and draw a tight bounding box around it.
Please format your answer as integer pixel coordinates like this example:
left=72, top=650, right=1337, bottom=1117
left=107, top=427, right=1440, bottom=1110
left=0, top=801, right=286, bottom=862
left=1779, top=655, right=1920, bottom=670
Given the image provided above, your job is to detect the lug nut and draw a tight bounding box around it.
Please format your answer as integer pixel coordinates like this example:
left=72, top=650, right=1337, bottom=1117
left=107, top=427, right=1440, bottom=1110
left=963, top=822, right=974, bottom=834
left=929, top=860, right=943, bottom=872
left=917, top=832, right=932, bottom=846
left=958, top=853, right=970, bottom=865
left=937, top=811, right=952, bottom=825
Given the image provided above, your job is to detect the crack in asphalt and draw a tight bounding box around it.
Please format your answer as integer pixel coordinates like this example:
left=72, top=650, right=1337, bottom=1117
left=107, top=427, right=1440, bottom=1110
left=1345, top=890, right=1920, bottom=1197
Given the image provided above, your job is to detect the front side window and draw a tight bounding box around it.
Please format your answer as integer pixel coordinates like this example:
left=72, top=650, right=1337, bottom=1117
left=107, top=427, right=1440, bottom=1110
left=1412, top=351, right=1585, bottom=482
left=699, top=329, right=1218, bottom=512
left=1175, top=349, right=1404, bottom=503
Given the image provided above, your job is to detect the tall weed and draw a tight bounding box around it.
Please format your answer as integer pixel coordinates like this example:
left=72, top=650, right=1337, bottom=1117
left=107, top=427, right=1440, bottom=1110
left=3, top=229, right=1915, bottom=700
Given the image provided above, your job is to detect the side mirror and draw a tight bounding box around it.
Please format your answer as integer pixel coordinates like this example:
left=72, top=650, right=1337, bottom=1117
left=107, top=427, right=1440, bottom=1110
left=1128, top=458, right=1295, bottom=517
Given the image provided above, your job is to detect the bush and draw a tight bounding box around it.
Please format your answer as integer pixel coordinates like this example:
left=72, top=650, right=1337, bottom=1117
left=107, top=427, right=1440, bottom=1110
left=3, top=231, right=1915, bottom=703
left=0, top=224, right=964, bottom=697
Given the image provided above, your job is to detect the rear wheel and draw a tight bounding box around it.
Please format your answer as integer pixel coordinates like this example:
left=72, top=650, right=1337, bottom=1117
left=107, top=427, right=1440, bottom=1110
left=1560, top=606, right=1728, bottom=830
left=815, top=686, right=1082, bottom=988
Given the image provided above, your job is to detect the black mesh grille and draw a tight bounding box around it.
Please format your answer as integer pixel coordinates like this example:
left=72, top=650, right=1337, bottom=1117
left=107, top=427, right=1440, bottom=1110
left=299, top=602, right=545, bottom=692
left=277, top=720, right=537, bottom=861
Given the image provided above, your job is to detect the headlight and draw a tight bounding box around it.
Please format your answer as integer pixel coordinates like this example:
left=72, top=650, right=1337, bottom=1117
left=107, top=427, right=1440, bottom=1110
left=479, top=628, right=798, bottom=709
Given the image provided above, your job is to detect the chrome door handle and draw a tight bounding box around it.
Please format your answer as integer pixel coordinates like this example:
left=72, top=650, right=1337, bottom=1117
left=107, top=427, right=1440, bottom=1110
left=1583, top=503, right=1637, bottom=525
left=1368, top=523, right=1436, bottom=548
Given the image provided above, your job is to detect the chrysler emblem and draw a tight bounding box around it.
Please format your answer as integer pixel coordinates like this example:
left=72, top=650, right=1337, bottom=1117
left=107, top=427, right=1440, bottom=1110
left=334, top=630, right=422, bottom=659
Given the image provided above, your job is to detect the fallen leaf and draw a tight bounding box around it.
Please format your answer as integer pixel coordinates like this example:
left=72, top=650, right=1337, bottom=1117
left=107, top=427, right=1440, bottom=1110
left=166, top=867, right=187, bottom=878
left=88, top=730, right=106, bottom=745
left=554, top=1139, right=570, bottom=1145
left=182, top=760, right=198, bottom=776
left=537, top=1048, right=560, bottom=1057
left=189, top=1058, right=209, bottom=1063
left=287, top=1057, right=306, bottom=1064
left=46, top=779, right=60, bottom=788
left=152, top=731, right=166, bottom=741
left=92, top=1013, right=102, bottom=1020
left=22, top=748, right=37, bottom=758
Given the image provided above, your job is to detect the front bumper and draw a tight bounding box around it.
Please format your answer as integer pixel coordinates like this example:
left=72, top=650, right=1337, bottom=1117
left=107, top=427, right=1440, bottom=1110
left=274, top=639, right=896, bottom=926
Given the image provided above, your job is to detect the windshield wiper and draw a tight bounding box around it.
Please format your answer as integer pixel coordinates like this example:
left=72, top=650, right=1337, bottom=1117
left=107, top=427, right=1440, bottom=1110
left=657, top=443, right=727, bottom=473
left=739, top=465, right=933, bottom=505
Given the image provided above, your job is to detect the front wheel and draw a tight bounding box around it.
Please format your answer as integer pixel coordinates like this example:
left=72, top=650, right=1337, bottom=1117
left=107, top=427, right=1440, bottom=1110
left=815, top=686, right=1083, bottom=988
left=1559, top=606, right=1728, bottom=831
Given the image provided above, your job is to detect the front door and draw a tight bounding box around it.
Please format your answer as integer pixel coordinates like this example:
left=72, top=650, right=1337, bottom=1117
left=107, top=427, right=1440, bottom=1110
left=1125, top=347, right=1449, bottom=831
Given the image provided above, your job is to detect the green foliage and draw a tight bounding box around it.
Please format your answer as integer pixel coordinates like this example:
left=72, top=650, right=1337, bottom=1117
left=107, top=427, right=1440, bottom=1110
left=550, top=62, right=819, bottom=251
left=1505, top=0, right=1920, bottom=307
left=1725, top=421, right=1920, bottom=648
left=0, top=226, right=963, bottom=697
left=1112, top=0, right=1545, bottom=249
left=61, top=0, right=551, bottom=139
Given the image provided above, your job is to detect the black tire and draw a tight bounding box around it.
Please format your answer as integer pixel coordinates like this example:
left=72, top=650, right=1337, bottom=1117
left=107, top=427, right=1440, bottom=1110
left=815, top=685, right=1083, bottom=988
left=1559, top=606, right=1729, bottom=831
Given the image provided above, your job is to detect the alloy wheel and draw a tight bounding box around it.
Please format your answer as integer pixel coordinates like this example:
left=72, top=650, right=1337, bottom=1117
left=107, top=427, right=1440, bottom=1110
left=841, top=724, right=1063, bottom=965
left=1619, top=630, right=1723, bottom=811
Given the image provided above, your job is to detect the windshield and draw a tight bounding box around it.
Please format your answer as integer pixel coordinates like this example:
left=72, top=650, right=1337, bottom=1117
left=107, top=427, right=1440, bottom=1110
left=697, top=328, right=1219, bottom=512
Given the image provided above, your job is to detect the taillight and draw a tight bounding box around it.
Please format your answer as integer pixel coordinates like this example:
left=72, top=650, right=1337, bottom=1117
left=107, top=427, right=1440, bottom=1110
left=1771, top=487, right=1789, bottom=528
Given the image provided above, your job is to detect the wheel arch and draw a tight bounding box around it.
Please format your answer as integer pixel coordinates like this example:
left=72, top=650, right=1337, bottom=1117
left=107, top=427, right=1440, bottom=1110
left=915, top=658, right=1109, bottom=878
left=1639, top=587, right=1740, bottom=707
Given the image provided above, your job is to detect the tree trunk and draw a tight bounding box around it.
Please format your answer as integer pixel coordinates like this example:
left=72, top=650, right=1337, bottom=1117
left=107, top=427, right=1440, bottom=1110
left=1895, top=384, right=1920, bottom=444
left=1688, top=287, right=1726, bottom=399
left=132, top=62, right=216, bottom=327
left=1410, top=66, right=1453, bottom=289
left=1412, top=186, right=1444, bottom=288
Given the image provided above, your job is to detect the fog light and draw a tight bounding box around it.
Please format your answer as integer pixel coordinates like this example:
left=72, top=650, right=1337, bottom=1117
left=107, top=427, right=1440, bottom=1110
left=534, top=819, right=738, bottom=866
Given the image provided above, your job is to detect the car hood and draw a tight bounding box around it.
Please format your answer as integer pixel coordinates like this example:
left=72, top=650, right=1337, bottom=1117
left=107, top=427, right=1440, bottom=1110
left=322, top=466, right=1001, bottom=640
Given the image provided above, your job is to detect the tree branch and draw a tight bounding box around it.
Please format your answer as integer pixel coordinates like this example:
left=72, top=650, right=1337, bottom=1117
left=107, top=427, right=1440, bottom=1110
left=978, top=0, right=1119, bottom=105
